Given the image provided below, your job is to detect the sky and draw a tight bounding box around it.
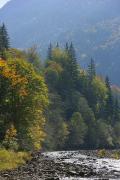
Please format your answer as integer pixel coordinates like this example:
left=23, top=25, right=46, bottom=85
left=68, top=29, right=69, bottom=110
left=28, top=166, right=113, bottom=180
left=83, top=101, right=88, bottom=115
left=0, top=0, right=11, bottom=8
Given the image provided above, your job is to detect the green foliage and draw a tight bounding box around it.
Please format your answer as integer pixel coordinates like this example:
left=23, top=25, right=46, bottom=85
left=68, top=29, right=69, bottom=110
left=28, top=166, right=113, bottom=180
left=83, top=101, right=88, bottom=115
left=2, top=124, right=19, bottom=151
left=24, top=46, right=42, bottom=73
left=68, top=112, right=87, bottom=148
left=1, top=26, right=120, bottom=154
left=3, top=48, right=26, bottom=60
left=0, top=57, right=48, bottom=151
left=87, top=58, right=96, bottom=82
left=96, top=120, right=114, bottom=148
left=0, top=23, right=10, bottom=58
left=112, top=151, right=120, bottom=160
left=105, top=76, right=114, bottom=120
left=44, top=44, right=120, bottom=150
left=45, top=61, right=63, bottom=90
left=0, top=149, right=31, bottom=171
left=97, top=149, right=106, bottom=158
left=113, top=122, right=120, bottom=147
left=47, top=43, right=53, bottom=60
left=44, top=92, right=69, bottom=150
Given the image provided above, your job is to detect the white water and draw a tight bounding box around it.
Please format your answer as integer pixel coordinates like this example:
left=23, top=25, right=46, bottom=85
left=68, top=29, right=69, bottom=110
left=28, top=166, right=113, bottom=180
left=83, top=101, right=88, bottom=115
left=44, top=151, right=120, bottom=179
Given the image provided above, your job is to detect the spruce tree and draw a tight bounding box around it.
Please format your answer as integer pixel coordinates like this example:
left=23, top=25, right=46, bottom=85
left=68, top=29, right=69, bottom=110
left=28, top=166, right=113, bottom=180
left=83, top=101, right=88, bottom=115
left=87, top=58, right=96, bottom=82
left=65, top=42, right=69, bottom=52
left=68, top=42, right=78, bottom=87
left=56, top=42, right=59, bottom=48
left=105, top=76, right=114, bottom=121
left=47, top=43, right=53, bottom=60
left=0, top=23, right=10, bottom=58
left=0, top=25, right=2, bottom=53
left=113, top=98, right=120, bottom=122
left=1, top=23, right=10, bottom=49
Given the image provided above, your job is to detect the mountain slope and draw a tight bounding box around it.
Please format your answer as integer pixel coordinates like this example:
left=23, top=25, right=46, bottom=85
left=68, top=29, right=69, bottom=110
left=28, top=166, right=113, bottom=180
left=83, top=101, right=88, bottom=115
left=0, top=0, right=120, bottom=84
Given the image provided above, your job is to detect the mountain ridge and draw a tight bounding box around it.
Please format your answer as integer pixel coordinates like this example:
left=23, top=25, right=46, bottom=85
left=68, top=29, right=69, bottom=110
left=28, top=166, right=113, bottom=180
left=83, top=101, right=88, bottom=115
left=0, top=0, right=120, bottom=84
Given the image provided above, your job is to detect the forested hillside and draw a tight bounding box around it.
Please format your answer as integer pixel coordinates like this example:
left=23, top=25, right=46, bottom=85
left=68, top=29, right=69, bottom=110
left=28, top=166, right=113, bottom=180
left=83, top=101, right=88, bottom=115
left=0, top=24, right=120, bottom=161
left=0, top=0, right=120, bottom=84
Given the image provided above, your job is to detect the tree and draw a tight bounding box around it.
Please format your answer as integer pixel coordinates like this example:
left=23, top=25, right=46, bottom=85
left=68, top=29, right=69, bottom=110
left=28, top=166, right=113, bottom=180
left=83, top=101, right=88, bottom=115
left=0, top=58, right=48, bottom=151
left=68, top=112, right=87, bottom=149
left=113, top=98, right=120, bottom=122
left=75, top=96, right=97, bottom=148
left=114, top=122, right=120, bottom=147
left=1, top=23, right=10, bottom=50
left=0, top=23, right=10, bottom=58
left=44, top=92, right=69, bottom=150
left=47, top=43, right=53, bottom=60
left=91, top=76, right=107, bottom=116
left=2, top=124, right=18, bottom=151
left=68, top=42, right=79, bottom=86
left=96, top=120, right=114, bottom=148
left=65, top=42, right=69, bottom=52
left=105, top=76, right=114, bottom=121
left=56, top=42, right=59, bottom=48
left=44, top=61, right=63, bottom=90
left=87, top=58, right=96, bottom=82
left=25, top=46, right=42, bottom=73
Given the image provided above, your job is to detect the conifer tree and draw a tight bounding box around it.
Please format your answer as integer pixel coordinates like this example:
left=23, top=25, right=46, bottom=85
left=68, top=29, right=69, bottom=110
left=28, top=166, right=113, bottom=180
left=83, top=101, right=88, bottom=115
left=87, top=58, right=96, bottom=82
left=68, top=42, right=78, bottom=87
left=65, top=42, right=69, bottom=52
left=113, top=98, right=120, bottom=122
left=0, top=26, right=2, bottom=53
left=47, top=43, right=53, bottom=60
left=105, top=76, right=114, bottom=120
left=56, top=42, right=59, bottom=48
left=1, top=23, right=10, bottom=49
left=0, top=23, right=10, bottom=58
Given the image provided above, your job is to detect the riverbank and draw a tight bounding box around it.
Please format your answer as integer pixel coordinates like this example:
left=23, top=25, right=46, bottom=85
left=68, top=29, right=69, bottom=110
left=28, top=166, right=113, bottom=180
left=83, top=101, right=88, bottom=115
left=0, top=150, right=120, bottom=179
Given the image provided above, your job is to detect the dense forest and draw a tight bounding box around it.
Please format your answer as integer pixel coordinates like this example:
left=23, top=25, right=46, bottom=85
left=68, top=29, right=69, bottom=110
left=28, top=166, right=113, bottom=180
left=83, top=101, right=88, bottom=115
left=0, top=24, right=120, bottom=156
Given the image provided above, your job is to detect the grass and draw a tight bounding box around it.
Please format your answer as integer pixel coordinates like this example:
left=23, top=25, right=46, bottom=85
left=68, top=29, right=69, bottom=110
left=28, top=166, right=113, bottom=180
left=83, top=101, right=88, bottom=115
left=0, top=149, right=31, bottom=171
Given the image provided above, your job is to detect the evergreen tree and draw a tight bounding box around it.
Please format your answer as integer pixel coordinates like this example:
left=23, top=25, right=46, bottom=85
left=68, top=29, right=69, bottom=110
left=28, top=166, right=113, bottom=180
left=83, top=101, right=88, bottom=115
left=87, top=58, right=96, bottom=82
left=0, top=23, right=10, bottom=58
left=105, top=76, right=114, bottom=121
left=0, top=25, right=4, bottom=55
left=113, top=98, right=120, bottom=122
left=68, top=112, right=87, bottom=149
left=56, top=42, right=59, bottom=48
left=86, top=59, right=97, bottom=110
left=25, top=46, right=42, bottom=73
left=47, top=43, right=53, bottom=60
left=65, top=42, right=69, bottom=52
left=68, top=42, right=78, bottom=87
left=0, top=26, right=2, bottom=52
left=1, top=23, right=10, bottom=49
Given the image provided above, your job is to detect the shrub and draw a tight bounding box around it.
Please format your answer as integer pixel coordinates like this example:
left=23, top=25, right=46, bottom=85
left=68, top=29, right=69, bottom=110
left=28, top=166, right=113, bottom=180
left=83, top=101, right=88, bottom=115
left=0, top=149, right=31, bottom=171
left=97, top=149, right=106, bottom=158
left=112, top=151, right=120, bottom=160
left=2, top=124, right=19, bottom=151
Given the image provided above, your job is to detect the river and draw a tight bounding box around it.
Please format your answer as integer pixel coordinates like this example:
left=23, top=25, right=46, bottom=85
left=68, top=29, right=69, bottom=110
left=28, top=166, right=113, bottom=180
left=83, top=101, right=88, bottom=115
left=44, top=151, right=120, bottom=179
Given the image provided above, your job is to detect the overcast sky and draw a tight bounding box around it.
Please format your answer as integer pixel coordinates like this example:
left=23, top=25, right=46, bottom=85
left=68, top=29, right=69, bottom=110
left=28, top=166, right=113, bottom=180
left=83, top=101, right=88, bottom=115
left=0, top=0, right=11, bottom=8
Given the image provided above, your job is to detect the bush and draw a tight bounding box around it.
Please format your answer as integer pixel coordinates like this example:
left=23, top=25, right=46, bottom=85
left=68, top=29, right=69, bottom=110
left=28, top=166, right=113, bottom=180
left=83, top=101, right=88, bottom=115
left=112, top=151, right=120, bottom=160
left=2, top=125, right=19, bottom=151
left=97, top=149, right=106, bottom=158
left=0, top=149, right=31, bottom=171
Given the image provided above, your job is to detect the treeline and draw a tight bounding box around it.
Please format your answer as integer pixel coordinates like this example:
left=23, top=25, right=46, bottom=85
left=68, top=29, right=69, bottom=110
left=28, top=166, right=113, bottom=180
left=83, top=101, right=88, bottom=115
left=0, top=24, right=120, bottom=152
left=44, top=43, right=120, bottom=150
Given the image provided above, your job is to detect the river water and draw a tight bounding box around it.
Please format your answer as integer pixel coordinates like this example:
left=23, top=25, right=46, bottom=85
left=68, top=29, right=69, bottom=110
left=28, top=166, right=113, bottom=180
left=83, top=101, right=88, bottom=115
left=44, top=151, right=120, bottom=179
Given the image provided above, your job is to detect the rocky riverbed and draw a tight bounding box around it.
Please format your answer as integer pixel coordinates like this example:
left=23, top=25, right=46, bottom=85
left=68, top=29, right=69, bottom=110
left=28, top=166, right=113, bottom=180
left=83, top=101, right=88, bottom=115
left=0, top=150, right=120, bottom=179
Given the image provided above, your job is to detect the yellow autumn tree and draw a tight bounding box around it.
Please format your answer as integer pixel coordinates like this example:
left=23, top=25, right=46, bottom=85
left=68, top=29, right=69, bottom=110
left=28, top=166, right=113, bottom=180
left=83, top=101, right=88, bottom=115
left=2, top=124, right=18, bottom=151
left=0, top=58, right=48, bottom=151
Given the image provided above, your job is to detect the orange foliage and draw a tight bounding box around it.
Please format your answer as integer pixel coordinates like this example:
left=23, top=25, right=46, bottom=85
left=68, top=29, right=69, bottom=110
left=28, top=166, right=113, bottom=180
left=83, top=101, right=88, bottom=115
left=0, top=59, right=28, bottom=97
